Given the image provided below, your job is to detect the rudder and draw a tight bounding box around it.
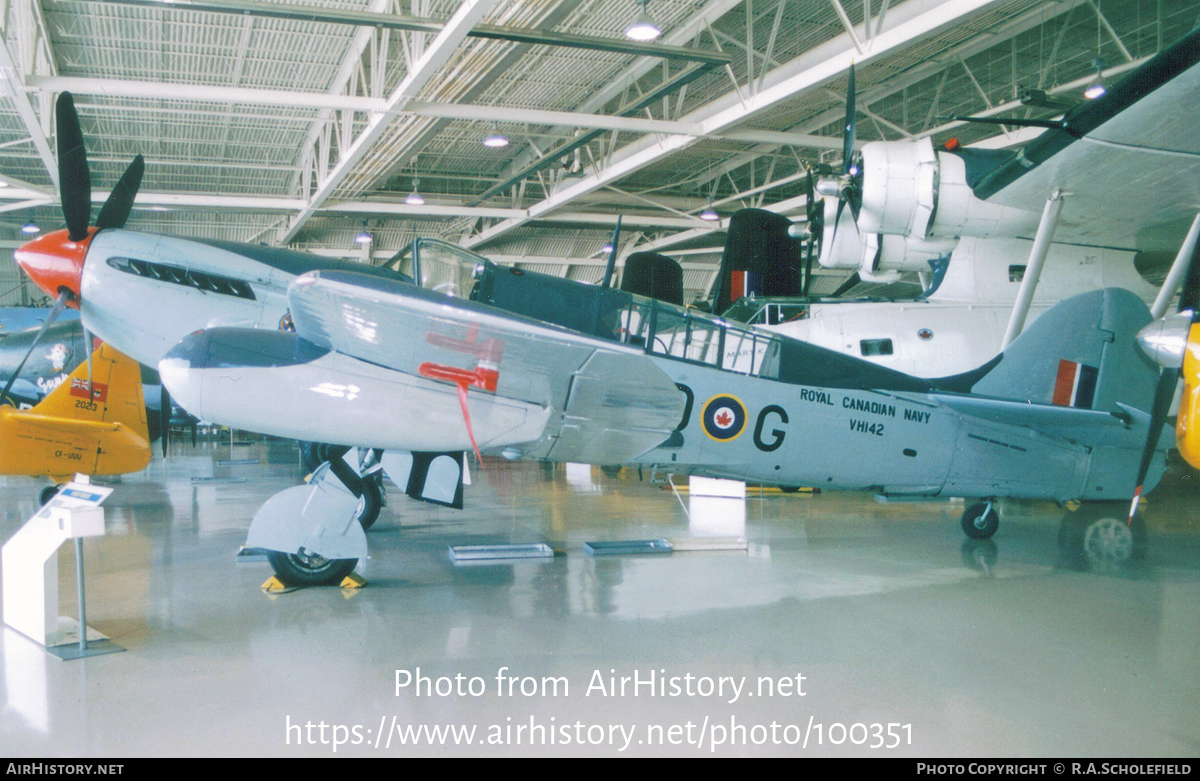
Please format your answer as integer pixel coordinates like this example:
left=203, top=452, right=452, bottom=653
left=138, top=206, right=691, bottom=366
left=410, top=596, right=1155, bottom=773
left=33, top=342, right=149, bottom=440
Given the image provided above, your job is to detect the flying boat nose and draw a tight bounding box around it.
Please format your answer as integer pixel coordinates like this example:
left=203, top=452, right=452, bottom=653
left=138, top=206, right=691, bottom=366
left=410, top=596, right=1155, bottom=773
left=13, top=227, right=95, bottom=306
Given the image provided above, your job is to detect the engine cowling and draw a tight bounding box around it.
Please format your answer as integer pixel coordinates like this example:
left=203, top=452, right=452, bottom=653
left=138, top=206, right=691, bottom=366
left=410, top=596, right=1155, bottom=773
left=857, top=139, right=1040, bottom=242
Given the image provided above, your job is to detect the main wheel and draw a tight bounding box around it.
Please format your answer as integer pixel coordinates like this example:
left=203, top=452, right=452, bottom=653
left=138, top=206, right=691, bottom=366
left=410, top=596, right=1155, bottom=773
left=961, top=502, right=1000, bottom=539
left=300, top=441, right=332, bottom=474
left=779, top=485, right=801, bottom=493
left=39, top=485, right=61, bottom=506
left=356, top=476, right=382, bottom=531
left=266, top=549, right=358, bottom=588
left=600, top=465, right=623, bottom=478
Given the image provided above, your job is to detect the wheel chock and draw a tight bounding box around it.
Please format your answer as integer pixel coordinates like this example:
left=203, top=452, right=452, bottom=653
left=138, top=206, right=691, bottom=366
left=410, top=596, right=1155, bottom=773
left=340, top=572, right=367, bottom=589
left=261, top=576, right=299, bottom=594
left=260, top=573, right=366, bottom=595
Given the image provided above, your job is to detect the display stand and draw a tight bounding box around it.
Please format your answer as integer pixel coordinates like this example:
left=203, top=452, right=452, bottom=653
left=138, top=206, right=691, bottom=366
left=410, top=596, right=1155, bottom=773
left=1, top=477, right=122, bottom=660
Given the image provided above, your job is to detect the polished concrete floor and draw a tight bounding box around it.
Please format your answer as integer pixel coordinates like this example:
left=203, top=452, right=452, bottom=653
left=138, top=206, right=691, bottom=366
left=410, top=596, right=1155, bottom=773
left=1, top=436, right=1198, bottom=757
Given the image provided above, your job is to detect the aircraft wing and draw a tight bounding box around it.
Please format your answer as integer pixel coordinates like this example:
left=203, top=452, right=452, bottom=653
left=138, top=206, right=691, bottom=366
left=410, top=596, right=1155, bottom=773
left=287, top=271, right=686, bottom=463
left=973, top=27, right=1200, bottom=251
left=927, top=393, right=1152, bottom=450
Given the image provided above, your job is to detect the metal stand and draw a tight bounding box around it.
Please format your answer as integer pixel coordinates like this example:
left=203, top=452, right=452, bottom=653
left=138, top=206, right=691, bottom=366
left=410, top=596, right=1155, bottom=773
left=46, top=538, right=122, bottom=661
left=2, top=477, right=123, bottom=661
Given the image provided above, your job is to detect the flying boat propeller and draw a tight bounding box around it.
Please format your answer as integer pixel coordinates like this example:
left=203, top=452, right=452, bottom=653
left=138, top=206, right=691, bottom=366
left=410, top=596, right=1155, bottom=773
left=787, top=168, right=826, bottom=294
left=825, top=63, right=863, bottom=251
left=1129, top=235, right=1200, bottom=524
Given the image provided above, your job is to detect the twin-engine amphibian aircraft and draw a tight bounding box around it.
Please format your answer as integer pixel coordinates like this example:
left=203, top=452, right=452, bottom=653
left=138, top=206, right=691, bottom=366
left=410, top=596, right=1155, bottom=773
left=157, top=242, right=1171, bottom=586
left=1, top=342, right=150, bottom=504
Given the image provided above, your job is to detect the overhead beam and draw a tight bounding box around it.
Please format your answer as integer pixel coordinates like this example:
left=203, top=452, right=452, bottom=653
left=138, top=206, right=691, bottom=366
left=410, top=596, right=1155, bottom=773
left=0, top=186, right=708, bottom=228
left=26, top=76, right=845, bottom=149
left=277, top=0, right=498, bottom=244
left=0, top=30, right=56, bottom=187
left=487, top=0, right=744, bottom=186
left=95, top=0, right=731, bottom=66
left=464, top=0, right=1009, bottom=250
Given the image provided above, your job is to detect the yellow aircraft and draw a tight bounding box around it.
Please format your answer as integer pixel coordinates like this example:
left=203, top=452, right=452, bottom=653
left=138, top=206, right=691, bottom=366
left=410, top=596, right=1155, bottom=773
left=0, top=341, right=150, bottom=503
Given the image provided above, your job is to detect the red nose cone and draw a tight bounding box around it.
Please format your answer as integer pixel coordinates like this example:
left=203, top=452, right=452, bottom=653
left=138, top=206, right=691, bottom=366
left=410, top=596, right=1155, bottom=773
left=13, top=227, right=95, bottom=308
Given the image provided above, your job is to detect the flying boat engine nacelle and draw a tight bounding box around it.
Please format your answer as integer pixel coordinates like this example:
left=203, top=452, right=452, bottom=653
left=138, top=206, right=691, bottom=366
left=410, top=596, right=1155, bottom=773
left=818, top=195, right=957, bottom=279
left=856, top=139, right=1040, bottom=242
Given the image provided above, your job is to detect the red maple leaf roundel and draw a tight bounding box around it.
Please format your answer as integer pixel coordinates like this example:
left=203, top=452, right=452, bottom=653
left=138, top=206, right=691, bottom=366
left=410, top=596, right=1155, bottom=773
left=716, top=409, right=733, bottom=427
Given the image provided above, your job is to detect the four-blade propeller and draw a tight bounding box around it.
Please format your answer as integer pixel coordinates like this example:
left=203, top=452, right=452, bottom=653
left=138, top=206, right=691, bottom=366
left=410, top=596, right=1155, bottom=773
left=3, top=92, right=145, bottom=414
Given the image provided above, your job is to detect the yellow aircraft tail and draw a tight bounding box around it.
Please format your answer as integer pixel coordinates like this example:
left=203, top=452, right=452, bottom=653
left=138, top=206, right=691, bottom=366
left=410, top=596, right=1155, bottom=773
left=33, top=342, right=149, bottom=439
left=0, top=342, right=151, bottom=481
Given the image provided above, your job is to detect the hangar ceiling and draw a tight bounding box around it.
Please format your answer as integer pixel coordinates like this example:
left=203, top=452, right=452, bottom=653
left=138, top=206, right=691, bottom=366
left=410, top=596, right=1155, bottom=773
left=0, top=0, right=1197, bottom=305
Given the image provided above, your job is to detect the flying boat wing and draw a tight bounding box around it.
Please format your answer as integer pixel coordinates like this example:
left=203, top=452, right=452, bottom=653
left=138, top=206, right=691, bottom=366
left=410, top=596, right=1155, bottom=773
left=971, top=27, right=1200, bottom=251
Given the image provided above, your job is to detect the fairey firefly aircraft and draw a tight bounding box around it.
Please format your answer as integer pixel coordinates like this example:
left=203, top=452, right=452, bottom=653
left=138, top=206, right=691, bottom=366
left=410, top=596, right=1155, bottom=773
left=155, top=237, right=1179, bottom=586
left=0, top=341, right=150, bottom=504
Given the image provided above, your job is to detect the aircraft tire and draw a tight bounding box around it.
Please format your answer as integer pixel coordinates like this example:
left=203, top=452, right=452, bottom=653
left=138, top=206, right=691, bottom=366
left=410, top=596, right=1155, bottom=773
left=39, top=485, right=60, bottom=507
left=299, top=441, right=327, bottom=474
left=600, top=465, right=623, bottom=478
left=356, top=477, right=382, bottom=531
left=961, top=502, right=999, bottom=539
left=779, top=486, right=801, bottom=493
left=266, top=549, right=358, bottom=588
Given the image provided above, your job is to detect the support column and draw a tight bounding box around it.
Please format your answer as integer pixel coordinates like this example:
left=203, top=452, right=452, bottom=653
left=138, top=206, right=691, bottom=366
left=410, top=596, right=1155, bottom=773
left=1001, top=190, right=1065, bottom=350
left=1151, top=212, right=1200, bottom=319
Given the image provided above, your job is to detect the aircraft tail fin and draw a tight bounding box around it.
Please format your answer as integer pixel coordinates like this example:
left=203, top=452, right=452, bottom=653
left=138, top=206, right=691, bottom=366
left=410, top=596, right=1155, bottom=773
left=33, top=342, right=149, bottom=439
left=970, top=288, right=1158, bottom=411
left=713, top=209, right=804, bottom=315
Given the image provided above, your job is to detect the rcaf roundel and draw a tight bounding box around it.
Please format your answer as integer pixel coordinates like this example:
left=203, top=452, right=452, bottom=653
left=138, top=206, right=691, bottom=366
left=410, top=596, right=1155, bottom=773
left=702, top=394, right=747, bottom=441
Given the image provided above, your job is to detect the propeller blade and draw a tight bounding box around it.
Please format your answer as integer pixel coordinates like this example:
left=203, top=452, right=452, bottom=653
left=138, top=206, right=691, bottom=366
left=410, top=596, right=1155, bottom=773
left=805, top=168, right=819, bottom=224
left=95, top=154, right=145, bottom=231
left=56, top=93, right=92, bottom=242
left=161, top=383, right=171, bottom=458
left=842, top=63, right=856, bottom=176
left=1128, top=369, right=1177, bottom=524
left=601, top=215, right=623, bottom=288
left=1130, top=220, right=1200, bottom=523
left=829, top=197, right=847, bottom=254
left=0, top=290, right=70, bottom=406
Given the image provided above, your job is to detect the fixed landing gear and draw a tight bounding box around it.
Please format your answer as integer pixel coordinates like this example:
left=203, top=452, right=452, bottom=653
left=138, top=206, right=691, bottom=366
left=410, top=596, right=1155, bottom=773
left=300, top=441, right=383, bottom=530
left=356, top=477, right=382, bottom=530
left=39, top=484, right=61, bottom=506
left=961, top=501, right=1000, bottom=539
left=267, top=549, right=358, bottom=588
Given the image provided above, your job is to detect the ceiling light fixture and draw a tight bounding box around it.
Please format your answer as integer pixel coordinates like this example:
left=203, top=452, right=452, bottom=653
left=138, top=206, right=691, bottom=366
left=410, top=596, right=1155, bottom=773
left=624, top=0, right=661, bottom=42
left=482, top=126, right=510, bottom=148
left=700, top=204, right=719, bottom=221
left=602, top=242, right=614, bottom=254
left=1085, top=58, right=1107, bottom=100
left=406, top=177, right=425, bottom=206
left=355, top=224, right=373, bottom=244
left=21, top=220, right=39, bottom=234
